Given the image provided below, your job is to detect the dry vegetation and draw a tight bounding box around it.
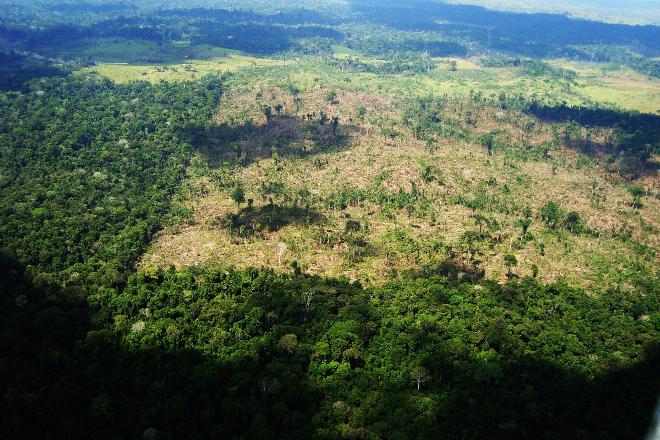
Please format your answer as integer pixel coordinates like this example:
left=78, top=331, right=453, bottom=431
left=140, top=85, right=659, bottom=289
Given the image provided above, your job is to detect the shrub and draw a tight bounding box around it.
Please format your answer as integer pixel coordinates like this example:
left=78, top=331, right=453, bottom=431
left=324, top=90, right=338, bottom=104
left=564, top=211, right=582, bottom=233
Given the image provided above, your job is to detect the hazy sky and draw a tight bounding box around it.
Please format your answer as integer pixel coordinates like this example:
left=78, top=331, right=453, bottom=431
left=447, top=0, right=658, bottom=8
left=446, top=0, right=660, bottom=24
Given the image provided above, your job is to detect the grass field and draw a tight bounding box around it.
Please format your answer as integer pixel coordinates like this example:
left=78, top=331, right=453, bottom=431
left=76, top=49, right=286, bottom=83
left=549, top=60, right=660, bottom=113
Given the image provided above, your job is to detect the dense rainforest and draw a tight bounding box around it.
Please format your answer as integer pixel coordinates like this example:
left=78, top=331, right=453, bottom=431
left=2, top=254, right=658, bottom=439
left=0, top=75, right=223, bottom=288
left=0, top=1, right=659, bottom=439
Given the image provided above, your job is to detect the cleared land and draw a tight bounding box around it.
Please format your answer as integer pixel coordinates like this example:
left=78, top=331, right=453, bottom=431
left=139, top=84, right=659, bottom=289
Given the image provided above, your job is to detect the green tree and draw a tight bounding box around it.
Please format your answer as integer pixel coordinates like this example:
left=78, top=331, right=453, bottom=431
left=230, top=184, right=246, bottom=210
left=331, top=116, right=340, bottom=135
left=540, top=201, right=564, bottom=229
left=564, top=211, right=582, bottom=234
left=262, top=105, right=273, bottom=124
left=504, top=254, right=518, bottom=277
left=480, top=132, right=495, bottom=156
left=261, top=180, right=285, bottom=206
left=628, top=184, right=645, bottom=209
left=356, top=106, right=367, bottom=121
left=516, top=218, right=532, bottom=235
left=531, top=264, right=539, bottom=278
left=411, top=366, right=431, bottom=391
left=344, top=220, right=361, bottom=234
left=319, top=111, right=329, bottom=126
left=324, top=90, right=338, bottom=104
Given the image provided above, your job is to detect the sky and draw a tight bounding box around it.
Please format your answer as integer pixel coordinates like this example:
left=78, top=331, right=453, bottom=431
left=445, top=0, right=660, bottom=24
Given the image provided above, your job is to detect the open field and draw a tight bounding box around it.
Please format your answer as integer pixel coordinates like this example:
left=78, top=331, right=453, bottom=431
left=76, top=51, right=286, bottom=83
left=549, top=60, right=660, bottom=114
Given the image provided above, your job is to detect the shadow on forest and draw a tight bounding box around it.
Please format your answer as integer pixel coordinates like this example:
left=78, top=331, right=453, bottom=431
left=1, top=251, right=658, bottom=439
left=0, top=52, right=68, bottom=92
left=225, top=204, right=325, bottom=235
left=526, top=103, right=660, bottom=179
left=0, top=8, right=342, bottom=61
left=180, top=114, right=358, bottom=168
left=424, top=348, right=659, bottom=440
left=403, top=258, right=486, bottom=283
left=526, top=102, right=660, bottom=133
left=0, top=252, right=320, bottom=439
left=159, top=8, right=339, bottom=27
